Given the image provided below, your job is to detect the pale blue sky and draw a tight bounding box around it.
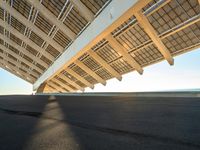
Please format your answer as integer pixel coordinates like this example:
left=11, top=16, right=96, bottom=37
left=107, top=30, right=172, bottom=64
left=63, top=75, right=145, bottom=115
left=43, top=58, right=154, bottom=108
left=0, top=48, right=200, bottom=95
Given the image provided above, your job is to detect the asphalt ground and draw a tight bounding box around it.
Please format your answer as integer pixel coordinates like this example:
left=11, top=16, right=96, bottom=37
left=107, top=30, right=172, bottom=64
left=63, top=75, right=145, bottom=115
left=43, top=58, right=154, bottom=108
left=0, top=95, right=200, bottom=150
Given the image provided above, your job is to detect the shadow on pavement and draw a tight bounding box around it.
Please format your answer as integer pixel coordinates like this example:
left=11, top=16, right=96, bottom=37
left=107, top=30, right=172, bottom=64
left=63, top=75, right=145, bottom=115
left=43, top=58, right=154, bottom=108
left=0, top=95, right=200, bottom=150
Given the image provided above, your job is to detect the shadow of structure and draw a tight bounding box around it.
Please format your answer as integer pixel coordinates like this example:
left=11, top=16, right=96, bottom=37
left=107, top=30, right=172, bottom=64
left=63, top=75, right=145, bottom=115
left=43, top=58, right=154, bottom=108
left=56, top=95, right=200, bottom=150
left=0, top=95, right=200, bottom=150
left=0, top=95, right=49, bottom=150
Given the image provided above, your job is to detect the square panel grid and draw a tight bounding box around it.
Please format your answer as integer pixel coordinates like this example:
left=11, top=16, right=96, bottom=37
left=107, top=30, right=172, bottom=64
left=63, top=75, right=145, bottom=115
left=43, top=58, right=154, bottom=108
left=19, top=68, right=27, bottom=74
left=6, top=61, right=15, bottom=68
left=0, top=39, right=4, bottom=45
left=10, top=16, right=26, bottom=34
left=0, top=25, right=4, bottom=34
left=12, top=0, right=31, bottom=19
left=35, top=63, right=45, bottom=71
left=29, top=31, right=44, bottom=47
left=63, top=6, right=88, bottom=35
left=147, top=0, right=200, bottom=35
left=132, top=44, right=163, bottom=66
left=48, top=84, right=57, bottom=91
left=111, top=16, right=136, bottom=37
left=162, top=21, right=200, bottom=55
left=70, top=63, right=98, bottom=84
left=142, top=0, right=159, bottom=12
left=84, top=75, right=98, bottom=85
left=9, top=33, right=23, bottom=46
left=79, top=52, right=113, bottom=80
left=41, top=0, right=66, bottom=17
left=23, top=54, right=33, bottom=63
left=34, top=13, right=53, bottom=35
left=79, top=54, right=101, bottom=71
left=50, top=80, right=65, bottom=91
left=80, top=0, right=110, bottom=15
left=0, top=48, right=3, bottom=53
left=8, top=45, right=20, bottom=54
left=61, top=70, right=87, bottom=88
left=61, top=71, right=76, bottom=82
left=95, top=43, right=121, bottom=64
left=69, top=63, right=87, bottom=77
left=45, top=44, right=60, bottom=58
left=53, top=29, right=72, bottom=48
left=115, top=23, right=151, bottom=52
left=40, top=55, right=52, bottom=66
left=7, top=53, right=17, bottom=62
left=55, top=76, right=77, bottom=91
left=21, top=61, right=29, bottom=69
left=110, top=58, right=133, bottom=75
left=95, top=68, right=112, bottom=80
left=0, top=8, right=4, bottom=20
left=26, top=45, right=38, bottom=56
left=32, top=69, right=40, bottom=76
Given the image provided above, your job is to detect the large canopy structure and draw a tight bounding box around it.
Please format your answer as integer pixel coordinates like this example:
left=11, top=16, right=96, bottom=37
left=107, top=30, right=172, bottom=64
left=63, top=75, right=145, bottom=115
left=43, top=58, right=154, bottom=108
left=0, top=0, right=200, bottom=93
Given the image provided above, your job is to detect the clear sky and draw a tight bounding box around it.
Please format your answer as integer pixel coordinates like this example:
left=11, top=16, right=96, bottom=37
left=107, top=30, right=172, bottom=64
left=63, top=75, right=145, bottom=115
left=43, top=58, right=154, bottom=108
left=0, top=48, right=200, bottom=95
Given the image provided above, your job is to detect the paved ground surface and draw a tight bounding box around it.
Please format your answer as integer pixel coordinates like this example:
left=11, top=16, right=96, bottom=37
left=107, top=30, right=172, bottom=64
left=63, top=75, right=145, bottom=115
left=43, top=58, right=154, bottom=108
left=0, top=95, right=200, bottom=150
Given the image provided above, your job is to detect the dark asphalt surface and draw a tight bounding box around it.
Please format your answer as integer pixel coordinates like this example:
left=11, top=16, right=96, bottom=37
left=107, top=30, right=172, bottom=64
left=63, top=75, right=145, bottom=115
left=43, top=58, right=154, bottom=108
left=0, top=95, right=200, bottom=150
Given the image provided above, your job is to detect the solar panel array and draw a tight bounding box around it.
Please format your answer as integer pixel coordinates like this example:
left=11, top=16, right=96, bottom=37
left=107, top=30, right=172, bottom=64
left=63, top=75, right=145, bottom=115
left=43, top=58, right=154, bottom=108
left=0, top=0, right=199, bottom=92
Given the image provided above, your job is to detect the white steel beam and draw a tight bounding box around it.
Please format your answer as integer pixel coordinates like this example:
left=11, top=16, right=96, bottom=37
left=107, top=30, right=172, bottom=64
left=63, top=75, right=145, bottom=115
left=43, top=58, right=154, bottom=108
left=1, top=1, right=64, bottom=53
left=87, top=50, right=122, bottom=81
left=75, top=60, right=106, bottom=86
left=58, top=73, right=84, bottom=91
left=134, top=10, right=174, bottom=65
left=67, top=69, right=94, bottom=89
left=70, top=0, right=94, bottom=21
left=106, top=34, right=143, bottom=74
left=0, top=21, right=54, bottom=62
left=26, top=0, right=76, bottom=40
left=33, top=0, right=151, bottom=90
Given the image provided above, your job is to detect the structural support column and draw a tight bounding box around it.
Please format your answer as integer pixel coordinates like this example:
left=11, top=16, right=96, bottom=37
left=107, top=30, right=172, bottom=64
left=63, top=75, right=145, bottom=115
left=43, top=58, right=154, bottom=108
left=134, top=10, right=174, bottom=65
